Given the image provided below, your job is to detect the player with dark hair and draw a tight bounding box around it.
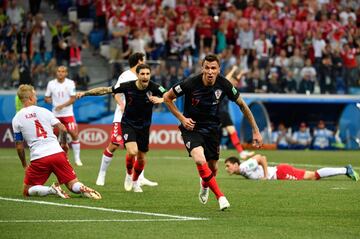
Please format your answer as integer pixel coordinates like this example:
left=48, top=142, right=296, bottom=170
left=225, top=154, right=359, bottom=181
left=77, top=64, right=166, bottom=192
left=13, top=84, right=101, bottom=199
left=163, top=54, right=263, bottom=210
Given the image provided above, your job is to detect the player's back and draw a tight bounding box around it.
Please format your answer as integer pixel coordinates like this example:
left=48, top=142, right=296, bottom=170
left=12, top=105, right=63, bottom=160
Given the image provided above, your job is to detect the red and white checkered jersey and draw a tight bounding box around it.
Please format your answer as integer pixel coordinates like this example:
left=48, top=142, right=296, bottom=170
left=12, top=106, right=63, bottom=161
left=45, top=78, right=76, bottom=117
left=113, top=69, right=137, bottom=122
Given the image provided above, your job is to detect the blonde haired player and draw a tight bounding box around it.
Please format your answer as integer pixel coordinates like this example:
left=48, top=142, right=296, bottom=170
left=45, top=66, right=82, bottom=166
left=12, top=84, right=101, bottom=199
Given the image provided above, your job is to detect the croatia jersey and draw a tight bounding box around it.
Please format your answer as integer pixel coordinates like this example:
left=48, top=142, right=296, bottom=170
left=113, top=69, right=137, bottom=122
left=45, top=78, right=76, bottom=117
left=12, top=105, right=63, bottom=161
left=239, top=158, right=277, bottom=180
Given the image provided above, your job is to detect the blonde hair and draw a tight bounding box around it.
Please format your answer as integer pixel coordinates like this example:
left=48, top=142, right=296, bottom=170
left=17, top=84, right=35, bottom=102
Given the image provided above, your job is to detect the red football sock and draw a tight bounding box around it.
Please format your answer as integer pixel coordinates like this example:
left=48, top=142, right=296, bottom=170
left=202, top=168, right=218, bottom=188
left=197, top=163, right=224, bottom=199
left=229, top=131, right=244, bottom=153
left=125, top=154, right=135, bottom=175
left=132, top=160, right=145, bottom=181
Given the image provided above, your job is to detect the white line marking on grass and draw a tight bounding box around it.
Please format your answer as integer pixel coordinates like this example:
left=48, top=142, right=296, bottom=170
left=0, top=219, right=199, bottom=223
left=331, top=187, right=347, bottom=190
left=0, top=197, right=208, bottom=222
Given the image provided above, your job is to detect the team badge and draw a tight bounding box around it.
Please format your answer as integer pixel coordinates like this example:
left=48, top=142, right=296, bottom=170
left=124, top=134, right=128, bottom=140
left=186, top=141, right=191, bottom=149
left=215, top=89, right=222, bottom=100
left=174, top=85, right=182, bottom=94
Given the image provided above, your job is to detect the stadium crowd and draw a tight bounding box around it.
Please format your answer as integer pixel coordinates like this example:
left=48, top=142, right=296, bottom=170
left=0, top=0, right=359, bottom=94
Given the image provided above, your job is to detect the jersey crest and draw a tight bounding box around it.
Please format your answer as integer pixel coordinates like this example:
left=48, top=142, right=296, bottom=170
left=214, top=89, right=222, bottom=100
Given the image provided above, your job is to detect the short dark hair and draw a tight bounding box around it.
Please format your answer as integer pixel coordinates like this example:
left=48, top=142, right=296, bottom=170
left=136, top=63, right=151, bottom=74
left=224, top=156, right=240, bottom=165
left=202, top=54, right=220, bottom=66
left=128, top=52, right=145, bottom=68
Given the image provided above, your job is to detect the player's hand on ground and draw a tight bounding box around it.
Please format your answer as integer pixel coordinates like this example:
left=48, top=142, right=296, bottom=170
left=181, top=118, right=196, bottom=131
left=252, top=131, right=263, bottom=148
left=148, top=96, right=163, bottom=104
left=76, top=92, right=85, bottom=99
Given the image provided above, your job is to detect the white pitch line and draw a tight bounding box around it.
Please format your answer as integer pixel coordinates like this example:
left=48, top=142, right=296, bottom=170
left=0, top=197, right=208, bottom=221
left=0, top=219, right=197, bottom=223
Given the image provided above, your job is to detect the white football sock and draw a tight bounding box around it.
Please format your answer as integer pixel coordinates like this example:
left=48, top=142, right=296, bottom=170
left=99, top=150, right=113, bottom=174
left=28, top=185, right=54, bottom=196
left=316, top=168, right=346, bottom=178
left=71, top=182, right=83, bottom=194
left=72, top=141, right=81, bottom=162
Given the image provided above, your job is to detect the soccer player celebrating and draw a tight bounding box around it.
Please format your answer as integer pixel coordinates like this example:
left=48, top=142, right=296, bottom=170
left=45, top=66, right=82, bottom=166
left=163, top=54, right=263, bottom=211
left=95, top=52, right=157, bottom=189
left=225, top=154, right=359, bottom=181
left=12, top=84, right=101, bottom=199
left=77, top=64, right=166, bottom=192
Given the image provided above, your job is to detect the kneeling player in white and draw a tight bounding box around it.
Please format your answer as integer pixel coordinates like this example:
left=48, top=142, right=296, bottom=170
left=225, top=154, right=359, bottom=181
left=12, top=84, right=101, bottom=199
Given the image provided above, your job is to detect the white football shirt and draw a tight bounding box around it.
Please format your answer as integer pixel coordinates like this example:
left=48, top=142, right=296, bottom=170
left=113, top=69, right=137, bottom=122
left=239, top=158, right=277, bottom=180
left=12, top=105, right=63, bottom=161
left=45, top=78, right=76, bottom=117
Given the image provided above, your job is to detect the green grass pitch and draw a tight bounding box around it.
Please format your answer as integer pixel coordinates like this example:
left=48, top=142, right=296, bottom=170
left=0, top=148, right=359, bottom=239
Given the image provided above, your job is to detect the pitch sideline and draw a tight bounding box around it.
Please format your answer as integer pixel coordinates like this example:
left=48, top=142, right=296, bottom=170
left=0, top=196, right=208, bottom=223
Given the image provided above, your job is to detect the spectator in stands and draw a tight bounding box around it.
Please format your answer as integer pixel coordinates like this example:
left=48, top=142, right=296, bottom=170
left=300, top=58, right=317, bottom=82
left=245, top=69, right=266, bottom=93
left=237, top=21, right=254, bottom=55
left=108, top=9, right=128, bottom=64
left=340, top=43, right=359, bottom=92
left=319, top=55, right=336, bottom=94
left=272, top=122, right=292, bottom=149
left=68, top=37, right=83, bottom=79
left=288, top=48, right=305, bottom=84
left=50, top=20, right=71, bottom=65
left=94, top=0, right=107, bottom=29
left=6, top=0, right=23, bottom=26
left=18, top=52, right=32, bottom=86
left=152, top=16, right=168, bottom=60
left=282, top=70, right=297, bottom=93
left=253, top=32, right=273, bottom=70
left=313, top=120, right=334, bottom=150
left=74, top=65, right=90, bottom=90
left=267, top=68, right=282, bottom=93
left=312, top=31, right=326, bottom=75
left=16, top=25, right=31, bottom=56
left=125, top=28, right=151, bottom=59
left=291, top=122, right=312, bottom=149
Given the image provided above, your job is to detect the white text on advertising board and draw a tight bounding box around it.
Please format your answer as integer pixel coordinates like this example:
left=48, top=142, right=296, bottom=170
left=79, top=128, right=108, bottom=145
left=149, top=129, right=183, bottom=144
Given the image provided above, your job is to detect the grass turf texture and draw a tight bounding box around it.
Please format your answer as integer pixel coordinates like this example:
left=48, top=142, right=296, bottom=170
left=0, top=148, right=359, bottom=239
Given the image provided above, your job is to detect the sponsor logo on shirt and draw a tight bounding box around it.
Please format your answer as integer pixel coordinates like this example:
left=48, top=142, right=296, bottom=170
left=186, top=141, right=191, bottom=149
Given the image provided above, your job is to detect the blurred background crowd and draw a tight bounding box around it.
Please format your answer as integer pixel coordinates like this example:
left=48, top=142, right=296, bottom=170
left=0, top=0, right=359, bottom=95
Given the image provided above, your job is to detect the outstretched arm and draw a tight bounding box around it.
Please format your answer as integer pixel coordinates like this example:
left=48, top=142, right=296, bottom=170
left=76, top=87, right=113, bottom=98
left=235, top=96, right=263, bottom=148
left=163, top=89, right=195, bottom=131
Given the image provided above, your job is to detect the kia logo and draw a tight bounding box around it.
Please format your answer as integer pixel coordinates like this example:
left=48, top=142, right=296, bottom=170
left=79, top=128, right=108, bottom=145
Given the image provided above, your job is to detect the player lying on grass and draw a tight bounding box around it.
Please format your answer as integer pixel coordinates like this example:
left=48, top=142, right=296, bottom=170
left=224, top=154, right=359, bottom=181
left=12, top=84, right=101, bottom=199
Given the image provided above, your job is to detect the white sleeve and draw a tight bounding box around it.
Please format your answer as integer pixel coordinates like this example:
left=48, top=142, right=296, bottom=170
left=45, top=82, right=52, bottom=97
left=239, top=158, right=259, bottom=174
left=12, top=116, right=21, bottom=133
